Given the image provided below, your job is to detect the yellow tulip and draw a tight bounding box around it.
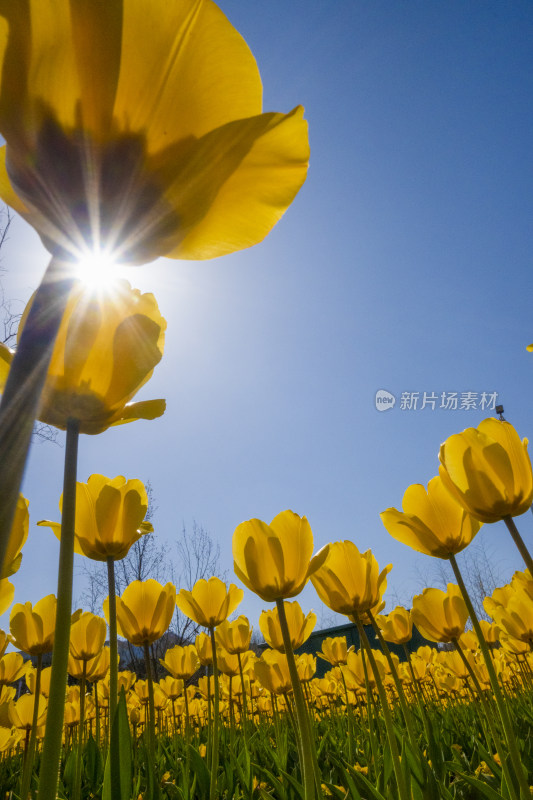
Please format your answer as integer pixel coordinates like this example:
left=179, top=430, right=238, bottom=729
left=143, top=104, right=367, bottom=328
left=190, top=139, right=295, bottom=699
left=195, top=632, right=213, bottom=667
left=9, top=594, right=57, bottom=656
left=411, top=585, right=469, bottom=643
left=254, top=650, right=292, bottom=696
left=0, top=0, right=308, bottom=264
left=216, top=649, right=242, bottom=678
left=485, top=586, right=533, bottom=646
left=0, top=725, right=20, bottom=752
left=159, top=676, right=184, bottom=701
left=3, top=281, right=165, bottom=434
left=85, top=647, right=114, bottom=682
left=380, top=476, right=481, bottom=558
left=232, top=510, right=328, bottom=602
left=296, top=653, right=316, bottom=683
left=108, top=579, right=176, bottom=645
left=310, top=541, right=391, bottom=617
left=318, top=637, right=350, bottom=667
left=439, top=418, right=533, bottom=523
left=39, top=474, right=150, bottom=561
left=26, top=665, right=52, bottom=697
left=69, top=611, right=106, bottom=661
left=259, top=602, right=316, bottom=652
left=8, top=693, right=47, bottom=730
left=0, top=629, right=11, bottom=659
left=1, top=494, right=29, bottom=578
left=0, top=579, right=14, bottom=616
left=160, top=644, right=200, bottom=681
left=0, top=652, right=28, bottom=685
left=215, top=616, right=252, bottom=654
left=375, top=606, right=413, bottom=645
left=176, top=576, right=243, bottom=629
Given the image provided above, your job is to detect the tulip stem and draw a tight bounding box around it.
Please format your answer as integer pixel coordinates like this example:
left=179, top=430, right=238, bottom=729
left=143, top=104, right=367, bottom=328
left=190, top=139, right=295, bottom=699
left=38, top=417, right=79, bottom=800
left=0, top=258, right=74, bottom=575
left=73, top=662, right=87, bottom=800
left=143, top=641, right=156, bottom=765
left=209, top=627, right=220, bottom=800
left=503, top=516, right=533, bottom=575
left=20, top=653, right=42, bottom=800
left=354, top=614, right=410, bottom=800
left=106, top=557, right=118, bottom=722
left=276, top=599, right=317, bottom=800
left=449, top=553, right=530, bottom=800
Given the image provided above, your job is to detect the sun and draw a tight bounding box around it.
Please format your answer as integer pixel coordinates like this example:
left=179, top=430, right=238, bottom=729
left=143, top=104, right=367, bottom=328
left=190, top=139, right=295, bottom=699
left=75, top=250, right=121, bottom=289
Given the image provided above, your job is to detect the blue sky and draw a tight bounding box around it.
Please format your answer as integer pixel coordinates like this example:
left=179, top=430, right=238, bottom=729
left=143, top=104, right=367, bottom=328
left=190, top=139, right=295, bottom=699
left=2, top=0, right=533, bottom=632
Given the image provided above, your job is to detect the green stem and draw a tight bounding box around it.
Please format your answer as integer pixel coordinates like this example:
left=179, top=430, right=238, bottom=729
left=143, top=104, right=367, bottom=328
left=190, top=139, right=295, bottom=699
left=106, top=557, right=118, bottom=722
left=0, top=259, right=74, bottom=574
left=38, top=418, right=79, bottom=800
left=449, top=553, right=530, bottom=800
left=503, top=516, right=533, bottom=575
left=368, top=611, right=419, bottom=749
left=354, top=614, right=410, bottom=800
left=73, top=662, right=87, bottom=800
left=143, top=641, right=156, bottom=765
left=209, top=627, right=220, bottom=800
left=276, top=598, right=317, bottom=800
left=94, top=681, right=100, bottom=747
left=237, top=652, right=249, bottom=744
left=20, top=653, right=42, bottom=800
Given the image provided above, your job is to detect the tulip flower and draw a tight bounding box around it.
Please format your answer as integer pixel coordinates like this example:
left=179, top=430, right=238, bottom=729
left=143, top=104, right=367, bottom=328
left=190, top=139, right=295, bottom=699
left=484, top=586, right=533, bottom=647
left=195, top=632, right=213, bottom=667
left=0, top=578, right=14, bottom=617
left=259, top=602, right=316, bottom=652
left=0, top=652, right=28, bottom=685
left=411, top=585, right=468, bottom=644
left=69, top=612, right=107, bottom=662
left=381, top=476, right=481, bottom=559
left=296, top=654, right=317, bottom=684
left=176, top=577, right=243, bottom=630
left=160, top=645, right=200, bottom=681
left=8, top=693, right=47, bottom=731
left=2, top=281, right=166, bottom=436
left=109, top=580, right=176, bottom=647
left=1, top=494, right=29, bottom=578
left=254, top=650, right=293, bottom=696
left=9, top=595, right=58, bottom=656
left=310, top=541, right=391, bottom=618
left=375, top=606, right=413, bottom=646
left=233, top=510, right=328, bottom=602
left=318, top=637, right=350, bottom=667
left=0, top=629, right=10, bottom=659
left=39, top=474, right=150, bottom=561
left=439, top=419, right=533, bottom=524
left=215, top=616, right=252, bottom=655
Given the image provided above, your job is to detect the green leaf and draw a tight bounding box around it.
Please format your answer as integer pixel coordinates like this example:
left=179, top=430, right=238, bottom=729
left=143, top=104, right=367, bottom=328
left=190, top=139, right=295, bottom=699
left=85, top=733, right=103, bottom=791
left=457, top=772, right=505, bottom=800
left=188, top=743, right=210, bottom=799
left=103, top=690, right=132, bottom=800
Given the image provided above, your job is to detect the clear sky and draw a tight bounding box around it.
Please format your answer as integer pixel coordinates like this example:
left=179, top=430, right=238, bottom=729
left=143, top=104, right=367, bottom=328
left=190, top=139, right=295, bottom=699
left=2, top=0, right=533, bottom=632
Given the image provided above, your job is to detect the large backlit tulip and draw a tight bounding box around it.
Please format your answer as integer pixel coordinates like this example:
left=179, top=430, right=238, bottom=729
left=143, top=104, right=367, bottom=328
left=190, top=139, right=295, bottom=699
left=0, top=580, right=14, bottom=618
left=411, top=585, right=468, bottom=644
left=1, top=281, right=165, bottom=435
left=439, top=418, right=533, bottom=523
left=381, top=476, right=481, bottom=559
left=2, top=494, right=29, bottom=578
left=310, top=541, right=391, bottom=617
left=176, top=577, right=243, bottom=630
left=10, top=595, right=57, bottom=656
left=108, top=579, right=176, bottom=646
left=0, top=1, right=309, bottom=264
left=232, top=510, right=328, bottom=601
left=259, top=602, right=316, bottom=652
left=39, top=474, right=150, bottom=560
